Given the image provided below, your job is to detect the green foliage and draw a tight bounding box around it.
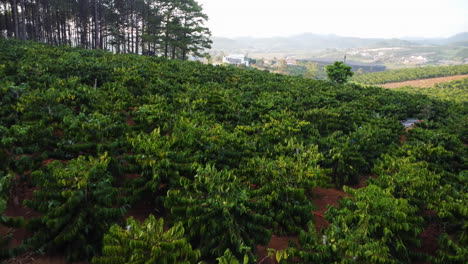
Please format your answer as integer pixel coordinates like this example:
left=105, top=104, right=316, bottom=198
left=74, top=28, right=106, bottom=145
left=1, top=40, right=467, bottom=263
left=370, top=139, right=467, bottom=263
left=216, top=249, right=249, bottom=264
left=92, top=215, right=201, bottom=264
left=281, top=222, right=337, bottom=263
left=24, top=154, right=126, bottom=261
left=63, top=112, right=122, bottom=142
left=165, top=165, right=271, bottom=261
left=284, top=185, right=424, bottom=264
left=0, top=1, right=211, bottom=60
left=353, top=64, right=468, bottom=85
left=372, top=155, right=443, bottom=207
left=0, top=171, right=24, bottom=259
left=433, top=233, right=468, bottom=264
left=393, top=77, right=468, bottom=103
left=241, top=139, right=328, bottom=234
left=326, top=134, right=367, bottom=186
left=326, top=61, right=354, bottom=84
left=326, top=185, right=424, bottom=263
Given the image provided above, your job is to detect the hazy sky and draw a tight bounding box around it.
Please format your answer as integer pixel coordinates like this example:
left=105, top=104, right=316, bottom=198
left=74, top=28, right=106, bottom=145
left=197, top=0, right=468, bottom=39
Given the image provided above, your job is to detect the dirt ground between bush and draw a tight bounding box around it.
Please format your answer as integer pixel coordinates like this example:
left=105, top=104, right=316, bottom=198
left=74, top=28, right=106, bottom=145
left=3, top=174, right=437, bottom=264
left=380, top=74, right=468, bottom=88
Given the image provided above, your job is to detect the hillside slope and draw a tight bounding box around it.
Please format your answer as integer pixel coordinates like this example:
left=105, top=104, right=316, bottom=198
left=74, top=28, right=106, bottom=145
left=0, top=40, right=466, bottom=263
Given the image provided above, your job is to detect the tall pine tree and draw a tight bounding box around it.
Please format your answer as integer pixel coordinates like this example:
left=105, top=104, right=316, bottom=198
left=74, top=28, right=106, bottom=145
left=0, top=0, right=211, bottom=59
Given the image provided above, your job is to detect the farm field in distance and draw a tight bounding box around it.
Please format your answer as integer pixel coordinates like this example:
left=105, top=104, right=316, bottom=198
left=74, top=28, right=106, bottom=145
left=380, top=74, right=468, bottom=88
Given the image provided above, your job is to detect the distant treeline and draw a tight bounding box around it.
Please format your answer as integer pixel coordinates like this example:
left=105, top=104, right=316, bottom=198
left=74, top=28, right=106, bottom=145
left=352, top=64, right=468, bottom=85
left=0, top=0, right=211, bottom=59
left=299, top=59, right=386, bottom=74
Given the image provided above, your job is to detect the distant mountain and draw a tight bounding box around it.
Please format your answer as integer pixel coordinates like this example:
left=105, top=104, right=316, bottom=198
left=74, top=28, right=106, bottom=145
left=211, top=37, right=242, bottom=50
left=368, top=39, right=418, bottom=48
left=211, top=33, right=420, bottom=54
left=448, top=40, right=468, bottom=47
left=445, top=32, right=468, bottom=43
left=211, top=32, right=468, bottom=54
left=402, top=32, right=468, bottom=45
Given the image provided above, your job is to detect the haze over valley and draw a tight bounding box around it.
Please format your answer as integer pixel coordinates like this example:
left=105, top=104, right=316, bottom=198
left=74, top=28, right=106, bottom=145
left=209, top=32, right=468, bottom=69
left=198, top=0, right=468, bottom=69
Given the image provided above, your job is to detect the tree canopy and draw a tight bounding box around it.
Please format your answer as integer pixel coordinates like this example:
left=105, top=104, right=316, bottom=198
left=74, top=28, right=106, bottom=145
left=0, top=0, right=212, bottom=59
left=326, top=61, right=354, bottom=84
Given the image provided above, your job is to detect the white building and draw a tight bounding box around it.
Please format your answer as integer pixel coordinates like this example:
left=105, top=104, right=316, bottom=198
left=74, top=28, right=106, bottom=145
left=285, top=56, right=297, bottom=65
left=222, top=54, right=249, bottom=66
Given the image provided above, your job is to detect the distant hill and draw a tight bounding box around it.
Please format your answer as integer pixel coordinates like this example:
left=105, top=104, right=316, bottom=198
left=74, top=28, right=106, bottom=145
left=368, top=39, right=418, bottom=48
left=402, top=32, right=468, bottom=45
left=211, top=32, right=468, bottom=67
left=448, top=40, right=468, bottom=47
left=211, top=33, right=423, bottom=53
left=444, top=32, right=468, bottom=44
left=299, top=58, right=386, bottom=73
left=212, top=32, right=467, bottom=53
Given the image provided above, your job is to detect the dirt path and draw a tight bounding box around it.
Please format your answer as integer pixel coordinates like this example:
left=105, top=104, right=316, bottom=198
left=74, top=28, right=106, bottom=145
left=380, top=74, right=468, bottom=88
left=311, top=187, right=349, bottom=231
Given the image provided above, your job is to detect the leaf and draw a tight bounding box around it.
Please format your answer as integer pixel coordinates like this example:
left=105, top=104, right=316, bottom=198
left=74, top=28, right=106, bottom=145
left=243, top=254, right=249, bottom=264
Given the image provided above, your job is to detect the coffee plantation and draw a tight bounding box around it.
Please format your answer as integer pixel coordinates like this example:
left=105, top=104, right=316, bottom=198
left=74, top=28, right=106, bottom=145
left=0, top=40, right=466, bottom=263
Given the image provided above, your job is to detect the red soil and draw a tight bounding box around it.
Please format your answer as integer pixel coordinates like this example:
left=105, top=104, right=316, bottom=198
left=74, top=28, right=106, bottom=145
left=257, top=236, right=298, bottom=264
left=380, top=74, right=468, bottom=88
left=418, top=222, right=441, bottom=255
left=2, top=171, right=439, bottom=263
left=311, top=175, right=370, bottom=231
left=1, top=180, right=156, bottom=264
left=53, top=130, right=64, bottom=137
left=400, top=134, right=408, bottom=144
left=125, top=173, right=140, bottom=180
left=124, top=201, right=157, bottom=222
left=4, top=254, right=86, bottom=264
left=400, top=127, right=415, bottom=144
left=126, top=116, right=136, bottom=126
left=311, top=187, right=349, bottom=231
left=2, top=182, right=39, bottom=248
left=255, top=176, right=372, bottom=263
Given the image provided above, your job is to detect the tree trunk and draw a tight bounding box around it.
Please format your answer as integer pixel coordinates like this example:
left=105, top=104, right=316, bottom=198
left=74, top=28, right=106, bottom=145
left=79, top=0, right=89, bottom=48
left=33, top=0, right=40, bottom=41
left=135, top=16, right=139, bottom=54
left=62, top=16, right=67, bottom=44
left=56, top=10, right=61, bottom=44
left=45, top=0, right=51, bottom=43
left=100, top=10, right=105, bottom=49
left=4, top=3, right=12, bottom=38
left=93, top=0, right=100, bottom=49
left=68, top=23, right=72, bottom=46
left=19, top=0, right=26, bottom=40
left=164, top=10, right=173, bottom=58
left=131, top=13, right=134, bottom=53
left=10, top=0, right=19, bottom=39
left=164, top=27, right=169, bottom=58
